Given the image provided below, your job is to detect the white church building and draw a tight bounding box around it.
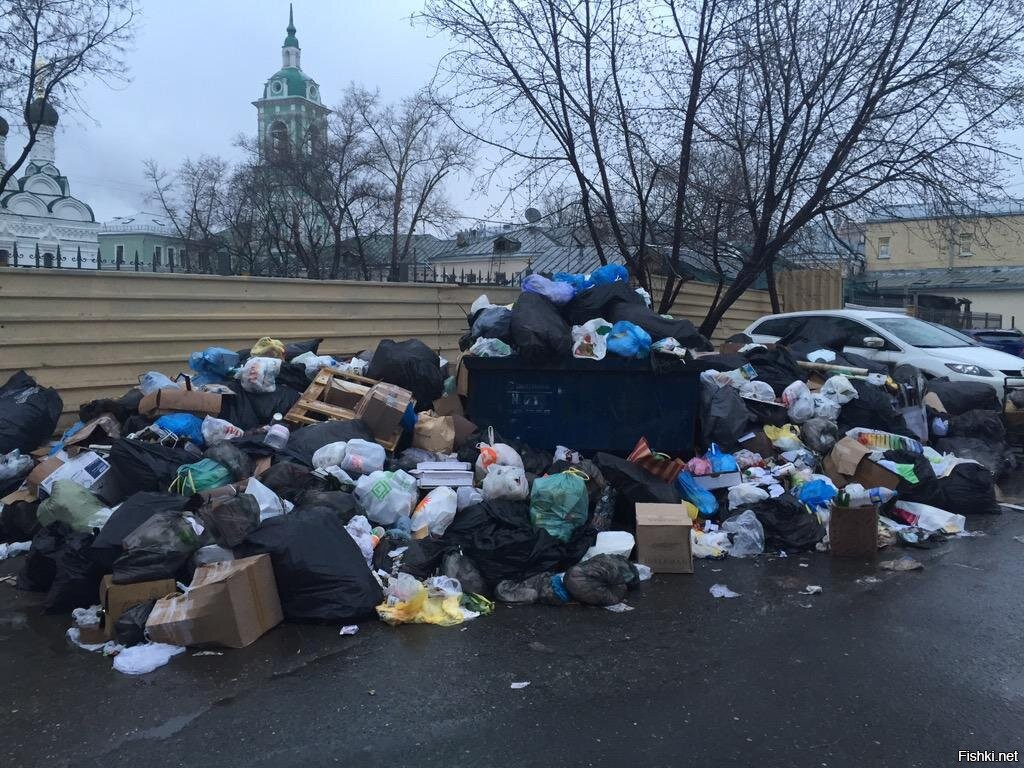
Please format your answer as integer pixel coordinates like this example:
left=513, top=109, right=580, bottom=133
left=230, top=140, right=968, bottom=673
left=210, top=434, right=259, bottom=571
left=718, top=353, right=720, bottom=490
left=0, top=95, right=100, bottom=268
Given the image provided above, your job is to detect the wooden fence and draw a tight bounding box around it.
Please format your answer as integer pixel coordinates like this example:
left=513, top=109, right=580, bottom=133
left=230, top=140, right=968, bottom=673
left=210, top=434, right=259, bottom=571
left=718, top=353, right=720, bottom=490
left=0, top=268, right=779, bottom=423
left=777, top=269, right=843, bottom=312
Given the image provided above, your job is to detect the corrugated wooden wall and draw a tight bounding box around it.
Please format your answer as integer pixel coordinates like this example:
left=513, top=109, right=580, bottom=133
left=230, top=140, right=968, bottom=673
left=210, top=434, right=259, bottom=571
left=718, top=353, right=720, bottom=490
left=0, top=268, right=775, bottom=422
left=777, top=269, right=843, bottom=312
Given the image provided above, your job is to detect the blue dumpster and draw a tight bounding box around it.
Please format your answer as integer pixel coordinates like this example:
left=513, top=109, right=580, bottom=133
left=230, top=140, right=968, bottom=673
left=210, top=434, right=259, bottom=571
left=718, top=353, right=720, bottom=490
left=464, top=356, right=698, bottom=455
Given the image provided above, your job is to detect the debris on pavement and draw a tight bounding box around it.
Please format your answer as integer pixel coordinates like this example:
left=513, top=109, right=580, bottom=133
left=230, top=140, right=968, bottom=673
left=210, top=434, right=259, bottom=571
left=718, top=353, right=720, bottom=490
left=710, top=583, right=741, bottom=599
left=879, top=556, right=924, bottom=571
left=510, top=681, right=531, bottom=689
left=799, top=585, right=823, bottom=595
left=339, top=625, right=359, bottom=636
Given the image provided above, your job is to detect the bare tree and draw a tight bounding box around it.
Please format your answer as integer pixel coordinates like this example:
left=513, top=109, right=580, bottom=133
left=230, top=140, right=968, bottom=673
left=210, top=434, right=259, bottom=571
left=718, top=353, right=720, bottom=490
left=0, top=0, right=136, bottom=192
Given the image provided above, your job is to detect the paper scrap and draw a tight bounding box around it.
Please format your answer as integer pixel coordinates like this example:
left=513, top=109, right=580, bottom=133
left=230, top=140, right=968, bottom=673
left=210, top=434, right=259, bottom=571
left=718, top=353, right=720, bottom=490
left=605, top=603, right=634, bottom=613
left=339, top=625, right=359, bottom=636
left=799, top=585, right=823, bottom=595
left=192, top=651, right=223, bottom=657
left=879, top=556, right=923, bottom=571
left=511, top=681, right=530, bottom=689
left=710, top=583, right=740, bottom=599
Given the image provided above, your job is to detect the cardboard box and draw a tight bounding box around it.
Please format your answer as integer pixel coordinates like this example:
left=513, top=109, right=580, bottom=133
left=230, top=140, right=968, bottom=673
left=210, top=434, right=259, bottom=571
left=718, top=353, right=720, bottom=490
left=145, top=555, right=282, bottom=648
left=36, top=451, right=122, bottom=505
left=100, top=576, right=178, bottom=640
left=64, top=415, right=121, bottom=454
left=693, top=470, right=742, bottom=491
left=413, top=411, right=455, bottom=453
left=324, top=379, right=367, bottom=410
left=138, top=388, right=222, bottom=418
left=822, top=437, right=901, bottom=491
left=432, top=393, right=465, bottom=417
left=451, top=414, right=478, bottom=447
left=355, top=383, right=414, bottom=440
left=634, top=503, right=693, bottom=574
left=829, top=504, right=879, bottom=558
left=922, top=391, right=946, bottom=414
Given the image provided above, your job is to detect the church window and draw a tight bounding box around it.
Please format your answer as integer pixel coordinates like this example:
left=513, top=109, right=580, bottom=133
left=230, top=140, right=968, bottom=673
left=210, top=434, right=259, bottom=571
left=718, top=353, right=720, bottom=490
left=0, top=250, right=8, bottom=266
left=153, top=246, right=162, bottom=267
left=42, top=252, right=54, bottom=268
left=272, top=80, right=283, bottom=95
left=115, top=244, right=125, bottom=265
left=269, top=121, right=290, bottom=158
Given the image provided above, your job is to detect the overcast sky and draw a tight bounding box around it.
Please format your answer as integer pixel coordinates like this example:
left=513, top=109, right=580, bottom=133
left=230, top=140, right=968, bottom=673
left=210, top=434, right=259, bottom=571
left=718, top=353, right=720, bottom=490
left=3, top=0, right=503, bottom=224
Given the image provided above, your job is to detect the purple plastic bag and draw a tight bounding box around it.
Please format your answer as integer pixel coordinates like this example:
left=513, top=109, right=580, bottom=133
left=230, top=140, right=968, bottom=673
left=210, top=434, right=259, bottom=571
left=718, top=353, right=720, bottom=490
left=523, top=274, right=576, bottom=306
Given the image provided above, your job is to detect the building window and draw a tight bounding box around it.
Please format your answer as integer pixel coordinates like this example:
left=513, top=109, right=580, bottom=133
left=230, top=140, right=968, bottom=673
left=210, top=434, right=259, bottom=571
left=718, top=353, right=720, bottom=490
left=115, top=244, right=125, bottom=265
left=877, top=236, right=891, bottom=260
left=168, top=246, right=176, bottom=269
left=153, top=245, right=162, bottom=267
left=959, top=232, right=973, bottom=257
left=42, top=252, right=54, bottom=268
left=0, top=250, right=8, bottom=266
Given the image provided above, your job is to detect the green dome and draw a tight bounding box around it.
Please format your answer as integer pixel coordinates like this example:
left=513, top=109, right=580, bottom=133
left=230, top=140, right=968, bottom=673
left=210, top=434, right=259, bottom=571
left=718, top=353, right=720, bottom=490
left=264, top=67, right=318, bottom=100
left=25, top=98, right=58, bottom=127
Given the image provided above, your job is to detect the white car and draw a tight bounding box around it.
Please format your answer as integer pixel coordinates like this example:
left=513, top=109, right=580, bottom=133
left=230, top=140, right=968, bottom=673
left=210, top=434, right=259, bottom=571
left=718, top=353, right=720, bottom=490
left=743, top=309, right=1024, bottom=399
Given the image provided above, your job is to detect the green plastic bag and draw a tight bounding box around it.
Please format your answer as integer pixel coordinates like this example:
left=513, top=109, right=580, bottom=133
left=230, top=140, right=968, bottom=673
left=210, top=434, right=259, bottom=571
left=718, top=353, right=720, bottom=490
left=37, top=479, right=106, bottom=531
left=529, top=471, right=589, bottom=542
left=169, top=458, right=232, bottom=495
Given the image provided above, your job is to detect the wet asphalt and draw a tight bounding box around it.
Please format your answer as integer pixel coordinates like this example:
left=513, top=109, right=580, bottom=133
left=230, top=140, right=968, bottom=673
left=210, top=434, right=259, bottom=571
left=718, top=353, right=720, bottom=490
left=2, top=503, right=1023, bottom=768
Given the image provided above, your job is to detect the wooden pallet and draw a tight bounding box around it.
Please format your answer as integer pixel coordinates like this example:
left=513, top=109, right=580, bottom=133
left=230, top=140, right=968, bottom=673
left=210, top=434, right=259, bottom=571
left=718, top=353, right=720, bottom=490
left=284, top=367, right=406, bottom=452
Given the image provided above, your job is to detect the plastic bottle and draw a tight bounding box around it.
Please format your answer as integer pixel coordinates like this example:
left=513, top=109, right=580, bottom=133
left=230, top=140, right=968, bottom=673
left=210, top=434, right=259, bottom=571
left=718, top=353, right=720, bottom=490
left=264, top=424, right=290, bottom=450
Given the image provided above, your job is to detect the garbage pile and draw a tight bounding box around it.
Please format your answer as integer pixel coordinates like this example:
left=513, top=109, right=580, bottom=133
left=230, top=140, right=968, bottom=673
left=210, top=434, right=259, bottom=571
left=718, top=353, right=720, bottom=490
left=0, top=269, right=1010, bottom=674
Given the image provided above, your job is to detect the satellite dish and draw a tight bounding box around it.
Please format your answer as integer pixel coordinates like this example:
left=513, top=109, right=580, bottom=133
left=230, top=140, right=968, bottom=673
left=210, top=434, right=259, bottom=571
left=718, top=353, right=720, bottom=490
left=525, top=207, right=542, bottom=224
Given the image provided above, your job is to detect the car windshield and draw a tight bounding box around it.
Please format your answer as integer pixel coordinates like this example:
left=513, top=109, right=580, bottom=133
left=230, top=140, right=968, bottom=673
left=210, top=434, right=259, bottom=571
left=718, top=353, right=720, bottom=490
left=870, top=316, right=973, bottom=348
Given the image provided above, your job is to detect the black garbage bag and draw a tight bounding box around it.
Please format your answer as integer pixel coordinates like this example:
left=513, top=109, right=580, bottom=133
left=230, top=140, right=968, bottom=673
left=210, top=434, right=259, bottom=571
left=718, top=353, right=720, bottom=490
left=236, top=508, right=383, bottom=623
left=109, top=439, right=194, bottom=496
left=838, top=380, right=909, bottom=436
left=563, top=554, right=640, bottom=606
left=442, top=551, right=490, bottom=597
left=279, top=419, right=375, bottom=467
left=691, top=352, right=751, bottom=373
left=494, top=573, right=566, bottom=605
left=510, top=292, right=572, bottom=364
left=742, top=347, right=807, bottom=395
left=276, top=362, right=312, bottom=393
left=257, top=462, right=325, bottom=502
left=0, top=371, right=63, bottom=454
left=607, top=302, right=712, bottom=350
left=439, top=500, right=595, bottom=587
left=197, top=495, right=260, bottom=548
left=935, top=437, right=1007, bottom=478
left=802, top=418, right=839, bottom=454
left=593, top=452, right=681, bottom=527
left=79, top=388, right=145, bottom=426
left=947, top=409, right=1006, bottom=443
left=564, top=282, right=641, bottom=327
left=112, top=546, right=191, bottom=584
left=925, top=378, right=1000, bottom=415
left=203, top=441, right=253, bottom=481
left=395, top=447, right=447, bottom=472
left=366, top=339, right=444, bottom=408
left=471, top=306, right=513, bottom=342
left=701, top=384, right=755, bottom=451
left=1, top=499, right=40, bottom=543
left=884, top=448, right=936, bottom=486
left=114, top=599, right=157, bottom=647
left=507, top=439, right=554, bottom=477
left=284, top=338, right=323, bottom=360
left=90, top=492, right=190, bottom=569
left=217, top=382, right=302, bottom=431
left=17, top=522, right=70, bottom=592
left=292, top=490, right=361, bottom=521
left=45, top=530, right=105, bottom=613
left=748, top=494, right=825, bottom=551
left=395, top=538, right=451, bottom=580
left=940, top=462, right=1001, bottom=515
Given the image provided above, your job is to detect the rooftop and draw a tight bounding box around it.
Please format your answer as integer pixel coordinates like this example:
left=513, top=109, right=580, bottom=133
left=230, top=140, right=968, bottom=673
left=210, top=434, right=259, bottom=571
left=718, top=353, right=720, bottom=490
left=852, top=266, right=1024, bottom=292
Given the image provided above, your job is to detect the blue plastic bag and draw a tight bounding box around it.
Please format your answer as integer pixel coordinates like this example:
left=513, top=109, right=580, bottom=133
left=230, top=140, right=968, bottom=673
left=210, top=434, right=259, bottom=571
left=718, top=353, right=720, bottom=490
left=797, top=479, right=837, bottom=507
left=707, top=443, right=739, bottom=473
left=590, top=264, right=628, bottom=285
left=523, top=274, right=576, bottom=305
left=138, top=371, right=178, bottom=395
left=530, top=471, right=589, bottom=542
left=676, top=470, right=718, bottom=517
left=189, top=347, right=240, bottom=379
left=154, top=413, right=205, bottom=446
left=606, top=321, right=652, bottom=359
left=553, top=272, right=594, bottom=293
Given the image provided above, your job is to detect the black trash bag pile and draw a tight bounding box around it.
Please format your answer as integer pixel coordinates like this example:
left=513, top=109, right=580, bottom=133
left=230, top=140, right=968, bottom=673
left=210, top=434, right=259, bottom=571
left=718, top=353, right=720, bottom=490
left=0, top=371, right=63, bottom=454
left=108, top=439, right=194, bottom=496
left=607, top=302, right=711, bottom=352
left=838, top=379, right=910, bottom=436
left=203, top=441, right=253, bottom=481
left=279, top=419, right=376, bottom=467
left=17, top=522, right=71, bottom=592
left=925, top=379, right=1000, bottom=415
left=113, top=510, right=209, bottom=584
left=1, top=499, right=41, bottom=543
left=947, top=409, right=1006, bottom=444
left=900, top=461, right=1001, bottom=516
left=747, top=494, right=826, bottom=551
left=563, top=554, right=640, bottom=606
left=494, top=573, right=566, bottom=605
left=292, top=490, right=361, bottom=522
left=366, top=338, right=445, bottom=408
left=236, top=508, right=383, bottom=623
left=196, top=495, right=260, bottom=548
left=742, top=347, right=807, bottom=395
left=462, top=306, right=513, bottom=351
left=115, top=599, right=157, bottom=647
left=442, top=551, right=489, bottom=597
left=510, top=292, right=572, bottom=364
left=438, top=499, right=595, bottom=587
left=44, top=529, right=106, bottom=614
left=594, top=452, right=681, bottom=527
left=79, top=388, right=144, bottom=426
left=257, top=462, right=331, bottom=503
left=934, top=437, right=1008, bottom=478
left=701, top=384, right=755, bottom=451
left=90, top=492, right=190, bottom=569
left=217, top=382, right=302, bottom=432
left=563, top=282, right=641, bottom=327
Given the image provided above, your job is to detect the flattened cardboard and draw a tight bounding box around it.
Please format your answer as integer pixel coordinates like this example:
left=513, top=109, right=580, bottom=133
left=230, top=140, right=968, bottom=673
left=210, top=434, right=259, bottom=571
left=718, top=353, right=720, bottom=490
left=139, top=389, right=222, bottom=418
left=37, top=451, right=122, bottom=505
left=354, top=383, right=413, bottom=441
left=64, top=415, right=121, bottom=454
left=922, top=391, right=946, bottom=414
left=634, top=503, right=693, bottom=574
left=451, top=414, right=478, bottom=447
left=823, top=437, right=901, bottom=491
left=145, top=554, right=282, bottom=648
left=100, top=576, right=178, bottom=640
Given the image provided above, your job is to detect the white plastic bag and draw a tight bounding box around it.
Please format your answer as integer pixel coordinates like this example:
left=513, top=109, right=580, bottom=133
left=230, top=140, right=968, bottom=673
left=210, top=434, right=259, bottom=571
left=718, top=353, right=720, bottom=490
left=474, top=428, right=525, bottom=481
left=471, top=294, right=493, bottom=316
left=721, top=510, right=765, bottom=557
left=727, top=483, right=770, bottom=510
left=138, top=371, right=179, bottom=395
left=820, top=375, right=857, bottom=405
left=410, top=487, right=458, bottom=538
left=345, top=514, right=375, bottom=566
left=456, top=486, right=484, bottom=511
left=581, top=530, right=635, bottom=561
left=0, top=449, right=33, bottom=483
left=812, top=393, right=841, bottom=421
left=339, top=439, right=386, bottom=475
left=201, top=416, right=243, bottom=445
left=354, top=470, right=418, bottom=526
left=292, top=352, right=340, bottom=378
left=481, top=464, right=529, bottom=501
left=112, top=643, right=185, bottom=675
left=782, top=381, right=815, bottom=423
left=468, top=337, right=512, bottom=357
left=571, top=319, right=612, bottom=360
left=244, top=476, right=293, bottom=521
left=237, top=357, right=281, bottom=393
left=892, top=500, right=965, bottom=533
left=312, top=441, right=348, bottom=470
left=740, top=380, right=776, bottom=402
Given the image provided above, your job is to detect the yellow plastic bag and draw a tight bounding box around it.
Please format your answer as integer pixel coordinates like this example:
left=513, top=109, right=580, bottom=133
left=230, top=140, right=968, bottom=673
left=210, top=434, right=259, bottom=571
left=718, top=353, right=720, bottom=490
left=376, top=576, right=467, bottom=627
left=763, top=423, right=804, bottom=451
left=251, top=336, right=286, bottom=360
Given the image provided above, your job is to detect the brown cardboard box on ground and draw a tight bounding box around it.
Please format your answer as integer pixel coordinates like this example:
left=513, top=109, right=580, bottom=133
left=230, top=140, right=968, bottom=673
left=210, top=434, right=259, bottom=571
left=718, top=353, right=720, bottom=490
left=823, top=437, right=901, bottom=490
left=100, top=576, right=178, bottom=640
left=829, top=504, right=879, bottom=558
left=634, top=503, right=693, bottom=574
left=354, top=383, right=414, bottom=441
left=145, top=554, right=282, bottom=648
left=138, top=388, right=222, bottom=418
